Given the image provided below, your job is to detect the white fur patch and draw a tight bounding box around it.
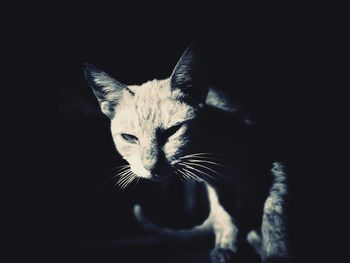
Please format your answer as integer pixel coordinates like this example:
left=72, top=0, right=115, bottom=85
left=206, top=184, right=239, bottom=252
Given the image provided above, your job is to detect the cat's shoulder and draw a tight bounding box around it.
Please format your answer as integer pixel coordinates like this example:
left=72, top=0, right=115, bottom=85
left=206, top=86, right=238, bottom=114
left=205, top=86, right=254, bottom=128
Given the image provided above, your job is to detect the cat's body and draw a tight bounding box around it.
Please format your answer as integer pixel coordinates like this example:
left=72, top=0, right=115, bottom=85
left=84, top=44, right=292, bottom=263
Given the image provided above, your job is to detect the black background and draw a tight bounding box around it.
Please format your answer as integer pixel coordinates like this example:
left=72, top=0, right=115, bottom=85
left=5, top=3, right=341, bottom=263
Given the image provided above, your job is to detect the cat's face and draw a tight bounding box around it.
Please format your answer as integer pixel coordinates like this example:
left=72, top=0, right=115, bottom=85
left=110, top=79, right=200, bottom=180
left=84, top=43, right=208, bottom=181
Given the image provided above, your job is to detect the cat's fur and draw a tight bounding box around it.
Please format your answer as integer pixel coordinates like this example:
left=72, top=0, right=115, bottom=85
left=84, top=43, right=292, bottom=263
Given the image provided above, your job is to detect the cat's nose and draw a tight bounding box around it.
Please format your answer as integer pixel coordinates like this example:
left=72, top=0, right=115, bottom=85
left=142, top=159, right=158, bottom=174
left=145, top=165, right=161, bottom=176
left=143, top=160, right=166, bottom=178
left=142, top=147, right=159, bottom=172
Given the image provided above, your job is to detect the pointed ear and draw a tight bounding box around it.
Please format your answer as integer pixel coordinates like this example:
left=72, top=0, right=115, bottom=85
left=83, top=63, right=133, bottom=119
left=170, top=43, right=209, bottom=104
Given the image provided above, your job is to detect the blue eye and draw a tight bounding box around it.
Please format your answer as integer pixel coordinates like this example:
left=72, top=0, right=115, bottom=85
left=121, top=133, right=139, bottom=143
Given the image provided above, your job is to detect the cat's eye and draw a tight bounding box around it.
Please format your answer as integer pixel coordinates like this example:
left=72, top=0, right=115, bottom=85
left=163, top=124, right=183, bottom=139
left=121, top=133, right=139, bottom=144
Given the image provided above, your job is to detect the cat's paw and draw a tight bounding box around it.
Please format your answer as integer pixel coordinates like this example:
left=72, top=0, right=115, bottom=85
left=210, top=248, right=237, bottom=263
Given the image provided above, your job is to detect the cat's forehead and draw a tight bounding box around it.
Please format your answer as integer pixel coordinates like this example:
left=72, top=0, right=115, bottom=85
left=130, top=78, right=173, bottom=98
left=112, top=79, right=197, bottom=132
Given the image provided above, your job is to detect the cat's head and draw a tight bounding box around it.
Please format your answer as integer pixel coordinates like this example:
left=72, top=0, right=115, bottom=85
left=84, top=43, right=208, bottom=181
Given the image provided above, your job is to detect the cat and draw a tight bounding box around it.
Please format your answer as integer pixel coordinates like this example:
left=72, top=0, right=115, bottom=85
left=84, top=43, right=292, bottom=263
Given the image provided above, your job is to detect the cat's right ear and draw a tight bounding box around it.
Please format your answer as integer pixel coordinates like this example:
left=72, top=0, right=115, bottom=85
left=83, top=63, right=132, bottom=119
left=170, top=43, right=209, bottom=105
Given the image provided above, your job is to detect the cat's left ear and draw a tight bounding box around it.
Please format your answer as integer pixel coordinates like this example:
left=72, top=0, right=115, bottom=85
left=84, top=63, right=133, bottom=119
left=170, top=43, right=209, bottom=105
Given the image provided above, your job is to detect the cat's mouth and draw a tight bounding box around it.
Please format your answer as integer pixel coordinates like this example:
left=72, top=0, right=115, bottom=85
left=148, top=173, right=170, bottom=182
left=131, top=167, right=172, bottom=182
left=148, top=167, right=174, bottom=181
left=129, top=162, right=178, bottom=182
left=144, top=163, right=176, bottom=182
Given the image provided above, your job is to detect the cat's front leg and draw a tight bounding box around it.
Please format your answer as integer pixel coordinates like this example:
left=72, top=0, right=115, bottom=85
left=206, top=185, right=239, bottom=263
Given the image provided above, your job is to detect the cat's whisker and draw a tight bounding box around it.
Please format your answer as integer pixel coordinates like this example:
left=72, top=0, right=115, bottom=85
left=176, top=169, right=188, bottom=179
left=116, top=171, right=133, bottom=188
left=179, top=163, right=215, bottom=180
left=181, top=156, right=223, bottom=162
left=180, top=167, right=202, bottom=182
left=179, top=174, right=187, bottom=181
left=125, top=172, right=138, bottom=188
left=183, top=159, right=227, bottom=167
left=116, top=176, right=130, bottom=188
left=177, top=169, right=192, bottom=180
left=181, top=156, right=219, bottom=160
left=174, top=170, right=189, bottom=182
left=178, top=167, right=196, bottom=179
left=182, top=161, right=222, bottom=178
left=179, top=169, right=199, bottom=181
left=115, top=171, right=133, bottom=186
left=120, top=176, right=133, bottom=189
left=173, top=170, right=182, bottom=179
left=183, top=152, right=220, bottom=156
left=113, top=164, right=130, bottom=170
left=136, top=175, right=141, bottom=185
left=109, top=164, right=130, bottom=174
left=111, top=167, right=132, bottom=182
left=180, top=154, right=223, bottom=162
left=98, top=165, right=131, bottom=189
left=119, top=172, right=136, bottom=189
left=119, top=180, right=129, bottom=189
left=116, top=168, right=133, bottom=178
left=127, top=174, right=138, bottom=188
left=181, top=153, right=221, bottom=158
left=177, top=166, right=199, bottom=181
left=114, top=166, right=131, bottom=175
